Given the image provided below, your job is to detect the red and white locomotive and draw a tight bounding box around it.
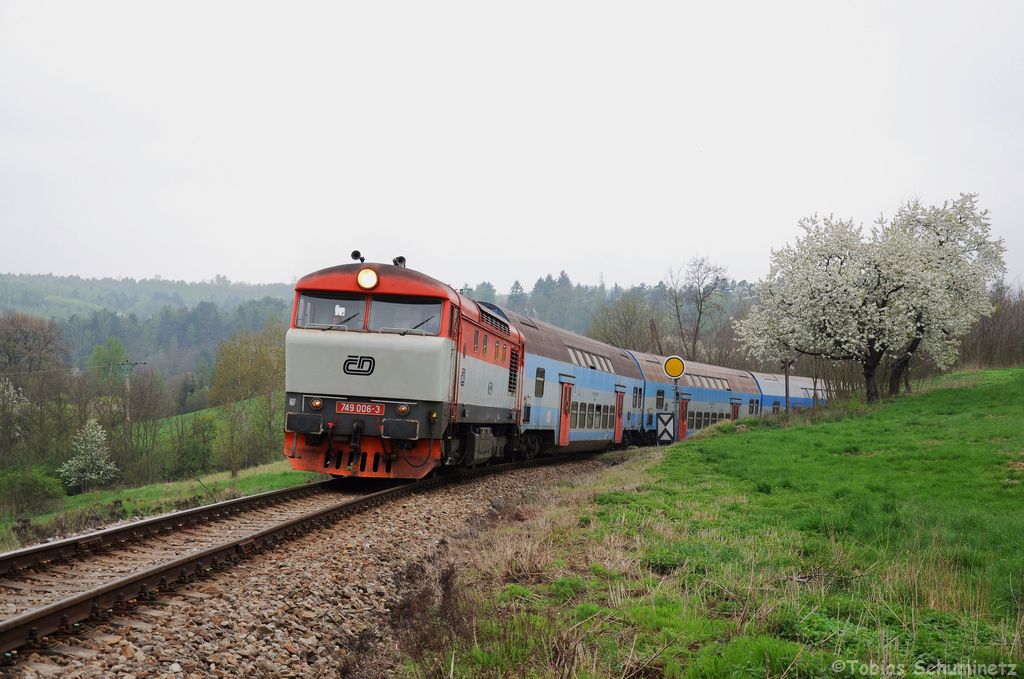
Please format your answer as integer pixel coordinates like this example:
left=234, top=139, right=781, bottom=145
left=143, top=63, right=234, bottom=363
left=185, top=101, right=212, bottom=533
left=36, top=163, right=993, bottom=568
left=282, top=257, right=827, bottom=479
left=283, top=258, right=526, bottom=479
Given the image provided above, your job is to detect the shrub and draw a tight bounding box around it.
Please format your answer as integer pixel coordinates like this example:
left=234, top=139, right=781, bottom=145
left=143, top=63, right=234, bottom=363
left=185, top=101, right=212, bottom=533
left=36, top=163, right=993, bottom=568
left=0, top=467, right=65, bottom=515
left=57, top=419, right=119, bottom=493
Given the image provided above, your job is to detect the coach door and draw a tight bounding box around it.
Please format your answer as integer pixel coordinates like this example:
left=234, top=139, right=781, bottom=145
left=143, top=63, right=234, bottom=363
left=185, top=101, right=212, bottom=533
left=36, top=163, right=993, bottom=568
left=558, top=382, right=573, bottom=446
left=613, top=391, right=624, bottom=444
left=678, top=399, right=689, bottom=442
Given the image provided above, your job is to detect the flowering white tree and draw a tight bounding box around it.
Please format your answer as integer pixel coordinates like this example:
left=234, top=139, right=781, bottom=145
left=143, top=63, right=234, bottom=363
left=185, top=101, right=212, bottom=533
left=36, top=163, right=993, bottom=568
left=57, top=419, right=119, bottom=493
left=0, top=377, right=29, bottom=458
left=736, top=194, right=1004, bottom=402
left=879, top=194, right=1005, bottom=394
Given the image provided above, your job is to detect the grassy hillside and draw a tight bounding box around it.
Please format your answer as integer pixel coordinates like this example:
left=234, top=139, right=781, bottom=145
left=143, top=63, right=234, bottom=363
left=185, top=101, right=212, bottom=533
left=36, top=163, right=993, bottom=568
left=409, top=370, right=1024, bottom=677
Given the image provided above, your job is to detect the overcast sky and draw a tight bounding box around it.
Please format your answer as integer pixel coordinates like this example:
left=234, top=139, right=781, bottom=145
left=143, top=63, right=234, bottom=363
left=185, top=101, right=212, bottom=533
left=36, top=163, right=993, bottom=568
left=1, top=1, right=1021, bottom=293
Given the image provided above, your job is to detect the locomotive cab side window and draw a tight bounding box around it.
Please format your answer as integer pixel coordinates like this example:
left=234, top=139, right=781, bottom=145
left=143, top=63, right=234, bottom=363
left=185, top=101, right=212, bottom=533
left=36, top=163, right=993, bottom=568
left=656, top=390, right=665, bottom=410
left=474, top=330, right=479, bottom=353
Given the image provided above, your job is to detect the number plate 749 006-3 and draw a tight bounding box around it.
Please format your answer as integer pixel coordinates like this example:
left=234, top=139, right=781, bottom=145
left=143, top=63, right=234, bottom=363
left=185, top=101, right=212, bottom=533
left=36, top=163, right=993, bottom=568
left=336, top=401, right=385, bottom=416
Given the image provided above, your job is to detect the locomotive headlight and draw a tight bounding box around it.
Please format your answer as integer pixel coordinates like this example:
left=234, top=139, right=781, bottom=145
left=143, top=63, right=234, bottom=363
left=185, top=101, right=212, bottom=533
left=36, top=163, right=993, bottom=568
left=396, top=403, right=410, bottom=416
left=310, top=398, right=323, bottom=411
left=356, top=268, right=379, bottom=290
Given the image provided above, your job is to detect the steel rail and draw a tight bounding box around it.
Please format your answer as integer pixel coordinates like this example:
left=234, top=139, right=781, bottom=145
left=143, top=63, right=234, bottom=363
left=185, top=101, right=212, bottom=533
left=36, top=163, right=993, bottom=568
left=0, top=480, right=341, bottom=578
left=0, top=456, right=568, bottom=657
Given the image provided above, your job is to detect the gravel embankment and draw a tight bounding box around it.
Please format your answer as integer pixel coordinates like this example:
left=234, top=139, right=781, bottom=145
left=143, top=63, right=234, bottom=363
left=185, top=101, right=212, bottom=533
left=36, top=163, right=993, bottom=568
left=9, top=459, right=604, bottom=679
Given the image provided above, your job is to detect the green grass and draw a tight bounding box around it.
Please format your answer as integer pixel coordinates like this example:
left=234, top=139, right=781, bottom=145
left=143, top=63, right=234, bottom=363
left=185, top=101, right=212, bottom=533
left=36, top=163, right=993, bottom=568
left=0, top=460, right=324, bottom=551
left=405, top=369, right=1024, bottom=677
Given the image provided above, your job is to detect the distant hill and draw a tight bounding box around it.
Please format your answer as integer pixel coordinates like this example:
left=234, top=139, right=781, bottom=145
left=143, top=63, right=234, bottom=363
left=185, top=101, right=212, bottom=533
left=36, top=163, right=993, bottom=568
left=0, top=273, right=293, bottom=319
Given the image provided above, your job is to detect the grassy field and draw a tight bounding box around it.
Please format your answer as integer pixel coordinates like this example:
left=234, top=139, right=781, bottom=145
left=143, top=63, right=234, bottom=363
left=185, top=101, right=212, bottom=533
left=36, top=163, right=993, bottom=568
left=0, top=460, right=325, bottom=551
left=406, top=369, right=1024, bottom=677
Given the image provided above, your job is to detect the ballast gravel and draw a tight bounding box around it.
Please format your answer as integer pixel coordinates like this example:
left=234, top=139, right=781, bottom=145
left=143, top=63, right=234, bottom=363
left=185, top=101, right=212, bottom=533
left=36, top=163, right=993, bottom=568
left=8, top=460, right=604, bottom=679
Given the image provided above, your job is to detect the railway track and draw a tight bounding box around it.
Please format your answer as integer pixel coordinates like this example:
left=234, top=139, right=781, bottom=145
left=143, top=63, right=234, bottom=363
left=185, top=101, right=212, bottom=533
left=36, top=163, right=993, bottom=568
left=0, top=457, right=566, bottom=663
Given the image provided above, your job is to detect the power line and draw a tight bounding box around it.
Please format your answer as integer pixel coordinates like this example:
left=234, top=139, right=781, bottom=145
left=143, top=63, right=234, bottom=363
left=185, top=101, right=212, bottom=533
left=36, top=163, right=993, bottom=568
left=0, top=361, right=148, bottom=378
left=0, top=366, right=79, bottom=377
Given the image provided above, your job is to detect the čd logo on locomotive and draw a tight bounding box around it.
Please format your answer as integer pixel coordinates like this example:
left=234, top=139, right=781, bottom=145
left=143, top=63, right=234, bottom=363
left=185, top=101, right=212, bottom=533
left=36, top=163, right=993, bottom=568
left=343, top=355, right=376, bottom=376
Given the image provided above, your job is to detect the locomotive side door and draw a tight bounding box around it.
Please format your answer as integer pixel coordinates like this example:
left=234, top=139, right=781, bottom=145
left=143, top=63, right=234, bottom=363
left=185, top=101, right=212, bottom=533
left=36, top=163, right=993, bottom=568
left=558, top=382, right=573, bottom=446
left=449, top=305, right=462, bottom=423
left=613, top=391, right=624, bottom=444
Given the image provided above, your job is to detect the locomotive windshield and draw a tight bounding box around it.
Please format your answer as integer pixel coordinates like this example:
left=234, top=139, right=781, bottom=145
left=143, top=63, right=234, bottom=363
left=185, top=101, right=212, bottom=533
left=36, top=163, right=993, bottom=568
left=295, top=293, right=367, bottom=330
left=368, top=297, right=442, bottom=335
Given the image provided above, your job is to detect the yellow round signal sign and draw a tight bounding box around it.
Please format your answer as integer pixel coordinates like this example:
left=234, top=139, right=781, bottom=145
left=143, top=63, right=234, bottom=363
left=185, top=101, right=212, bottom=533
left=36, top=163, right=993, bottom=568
left=663, top=355, right=685, bottom=379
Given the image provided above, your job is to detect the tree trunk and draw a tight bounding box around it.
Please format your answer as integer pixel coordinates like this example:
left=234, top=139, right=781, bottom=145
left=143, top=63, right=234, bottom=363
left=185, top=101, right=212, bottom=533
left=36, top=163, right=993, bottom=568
left=863, top=350, right=884, bottom=403
left=888, top=336, right=922, bottom=396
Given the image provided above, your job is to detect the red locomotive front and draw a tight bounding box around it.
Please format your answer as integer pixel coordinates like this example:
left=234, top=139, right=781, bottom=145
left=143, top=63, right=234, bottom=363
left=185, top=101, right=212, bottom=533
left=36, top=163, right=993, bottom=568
left=282, top=260, right=524, bottom=479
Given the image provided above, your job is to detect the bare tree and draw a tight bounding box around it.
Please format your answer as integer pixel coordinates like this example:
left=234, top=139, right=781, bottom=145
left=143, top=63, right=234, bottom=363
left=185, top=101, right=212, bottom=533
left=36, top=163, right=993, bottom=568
left=587, top=288, right=657, bottom=353
left=663, top=257, right=727, bottom=360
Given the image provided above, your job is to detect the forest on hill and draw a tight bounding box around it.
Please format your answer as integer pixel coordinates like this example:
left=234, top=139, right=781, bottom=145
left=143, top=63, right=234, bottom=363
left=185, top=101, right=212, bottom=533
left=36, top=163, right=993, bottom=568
left=0, top=272, right=293, bottom=319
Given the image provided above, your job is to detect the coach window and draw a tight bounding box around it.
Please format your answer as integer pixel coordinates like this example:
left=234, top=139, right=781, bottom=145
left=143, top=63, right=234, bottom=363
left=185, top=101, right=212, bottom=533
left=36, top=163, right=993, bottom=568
left=703, top=412, right=711, bottom=428
left=473, top=330, right=479, bottom=353
left=656, top=390, right=665, bottom=410
left=535, top=368, right=545, bottom=398
left=687, top=411, right=696, bottom=430
left=772, top=401, right=780, bottom=414
left=570, top=402, right=578, bottom=428
left=603, top=405, right=611, bottom=429
left=585, top=403, right=593, bottom=428
left=748, top=399, right=755, bottom=415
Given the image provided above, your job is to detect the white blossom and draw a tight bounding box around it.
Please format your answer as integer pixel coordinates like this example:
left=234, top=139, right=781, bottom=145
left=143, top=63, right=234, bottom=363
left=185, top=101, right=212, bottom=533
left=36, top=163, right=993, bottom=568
left=736, top=194, right=1005, bottom=400
left=57, top=419, right=119, bottom=492
left=0, top=377, right=29, bottom=455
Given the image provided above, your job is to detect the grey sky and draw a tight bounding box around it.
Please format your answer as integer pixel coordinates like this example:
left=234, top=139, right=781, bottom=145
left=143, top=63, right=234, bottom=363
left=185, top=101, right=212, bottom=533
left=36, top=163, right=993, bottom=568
left=1, top=1, right=1021, bottom=293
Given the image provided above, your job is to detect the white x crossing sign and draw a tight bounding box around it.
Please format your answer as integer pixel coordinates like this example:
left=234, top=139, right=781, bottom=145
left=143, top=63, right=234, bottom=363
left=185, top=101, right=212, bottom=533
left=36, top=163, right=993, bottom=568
left=656, top=413, right=676, bottom=444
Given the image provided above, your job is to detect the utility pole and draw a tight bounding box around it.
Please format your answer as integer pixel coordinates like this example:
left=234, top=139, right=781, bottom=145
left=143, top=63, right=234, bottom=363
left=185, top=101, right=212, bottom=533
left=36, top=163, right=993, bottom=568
left=118, top=360, right=147, bottom=450
left=782, top=359, right=793, bottom=414
left=649, top=318, right=663, bottom=356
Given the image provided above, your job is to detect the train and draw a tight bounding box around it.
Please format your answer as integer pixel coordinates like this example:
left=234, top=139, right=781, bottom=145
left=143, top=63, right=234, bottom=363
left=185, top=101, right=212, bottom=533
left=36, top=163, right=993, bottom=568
left=282, top=258, right=829, bottom=479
